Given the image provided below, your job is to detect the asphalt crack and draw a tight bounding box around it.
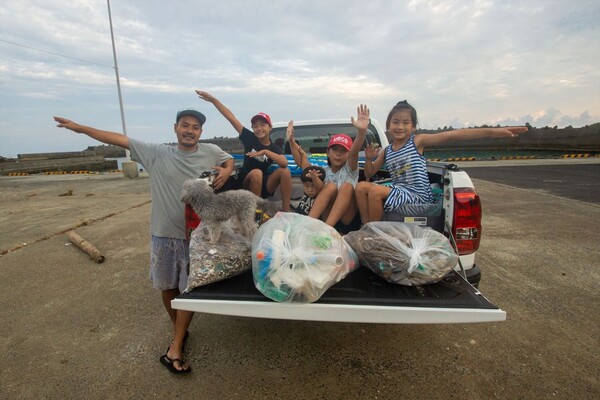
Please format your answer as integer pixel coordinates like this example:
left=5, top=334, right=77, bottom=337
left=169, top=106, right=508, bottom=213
left=0, top=200, right=151, bottom=256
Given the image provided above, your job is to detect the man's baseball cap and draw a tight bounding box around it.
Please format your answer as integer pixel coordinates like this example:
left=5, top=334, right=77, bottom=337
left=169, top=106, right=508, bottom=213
left=176, top=109, right=206, bottom=126
left=328, top=134, right=353, bottom=151
left=300, top=166, right=326, bottom=183
left=251, top=112, right=272, bottom=127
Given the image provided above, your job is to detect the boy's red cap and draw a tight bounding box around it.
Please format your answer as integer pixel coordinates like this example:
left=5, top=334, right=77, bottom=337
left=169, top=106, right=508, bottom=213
left=251, top=112, right=272, bottom=127
left=328, top=134, right=353, bottom=151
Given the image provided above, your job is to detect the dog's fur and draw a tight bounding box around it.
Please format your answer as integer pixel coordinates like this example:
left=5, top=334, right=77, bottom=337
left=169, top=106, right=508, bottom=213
left=181, top=179, right=281, bottom=243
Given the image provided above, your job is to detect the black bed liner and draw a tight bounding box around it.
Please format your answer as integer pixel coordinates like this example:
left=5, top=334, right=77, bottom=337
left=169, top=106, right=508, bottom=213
left=177, top=267, right=497, bottom=310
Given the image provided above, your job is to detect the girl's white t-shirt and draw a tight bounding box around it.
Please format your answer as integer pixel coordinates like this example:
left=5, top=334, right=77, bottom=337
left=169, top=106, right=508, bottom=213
left=324, top=163, right=359, bottom=188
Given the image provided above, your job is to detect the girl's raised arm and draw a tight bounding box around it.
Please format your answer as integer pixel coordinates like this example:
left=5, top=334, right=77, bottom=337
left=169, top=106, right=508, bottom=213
left=348, top=104, right=370, bottom=170
left=416, top=126, right=528, bottom=151
left=363, top=144, right=384, bottom=181
left=286, top=120, right=311, bottom=169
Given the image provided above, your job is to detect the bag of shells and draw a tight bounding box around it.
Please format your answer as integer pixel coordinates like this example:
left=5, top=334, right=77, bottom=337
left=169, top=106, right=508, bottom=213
left=184, top=223, right=252, bottom=293
left=344, top=221, right=458, bottom=286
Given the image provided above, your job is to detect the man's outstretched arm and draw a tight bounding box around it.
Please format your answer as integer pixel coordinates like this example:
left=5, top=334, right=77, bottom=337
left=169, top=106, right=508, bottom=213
left=54, top=117, right=130, bottom=149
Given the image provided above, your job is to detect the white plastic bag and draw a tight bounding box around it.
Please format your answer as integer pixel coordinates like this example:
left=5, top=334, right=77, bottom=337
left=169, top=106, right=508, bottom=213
left=184, top=223, right=252, bottom=293
left=252, top=213, right=358, bottom=303
left=344, top=222, right=458, bottom=286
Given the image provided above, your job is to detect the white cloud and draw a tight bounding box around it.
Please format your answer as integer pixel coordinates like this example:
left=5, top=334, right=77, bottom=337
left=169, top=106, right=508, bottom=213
left=0, top=0, right=599, bottom=157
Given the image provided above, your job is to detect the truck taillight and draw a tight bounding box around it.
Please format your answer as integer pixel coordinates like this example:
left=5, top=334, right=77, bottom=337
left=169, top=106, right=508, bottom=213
left=185, top=203, right=200, bottom=241
left=452, top=188, right=481, bottom=255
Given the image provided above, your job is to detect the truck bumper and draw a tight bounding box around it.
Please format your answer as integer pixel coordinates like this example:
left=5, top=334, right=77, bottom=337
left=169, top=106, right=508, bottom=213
left=465, top=264, right=482, bottom=288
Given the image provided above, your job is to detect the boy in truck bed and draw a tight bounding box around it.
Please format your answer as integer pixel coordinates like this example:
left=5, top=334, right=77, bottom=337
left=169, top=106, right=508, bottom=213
left=196, top=90, right=292, bottom=211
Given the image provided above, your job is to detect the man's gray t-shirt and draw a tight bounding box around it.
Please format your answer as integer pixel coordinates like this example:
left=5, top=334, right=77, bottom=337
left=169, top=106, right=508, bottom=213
left=129, top=138, right=232, bottom=239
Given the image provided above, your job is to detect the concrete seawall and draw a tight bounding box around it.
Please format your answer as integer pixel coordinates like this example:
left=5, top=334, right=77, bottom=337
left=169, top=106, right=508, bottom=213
left=0, top=155, right=118, bottom=175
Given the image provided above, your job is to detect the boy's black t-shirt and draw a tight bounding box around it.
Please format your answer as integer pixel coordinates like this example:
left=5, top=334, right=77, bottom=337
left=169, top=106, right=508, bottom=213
left=294, top=194, right=315, bottom=215
left=239, top=127, right=284, bottom=181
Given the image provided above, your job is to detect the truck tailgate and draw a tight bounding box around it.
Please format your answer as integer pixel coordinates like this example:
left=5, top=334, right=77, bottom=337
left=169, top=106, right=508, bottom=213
left=172, top=268, right=506, bottom=324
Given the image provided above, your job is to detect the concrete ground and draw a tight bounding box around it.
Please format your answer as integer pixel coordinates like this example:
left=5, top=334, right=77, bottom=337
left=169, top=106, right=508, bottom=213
left=0, top=160, right=599, bottom=399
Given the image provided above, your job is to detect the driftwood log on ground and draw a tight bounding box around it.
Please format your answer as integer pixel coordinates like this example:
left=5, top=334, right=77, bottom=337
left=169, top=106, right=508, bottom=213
left=67, top=231, right=105, bottom=263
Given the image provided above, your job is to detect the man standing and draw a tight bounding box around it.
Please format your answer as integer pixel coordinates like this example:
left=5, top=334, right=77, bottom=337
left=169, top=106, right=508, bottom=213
left=54, top=109, right=233, bottom=374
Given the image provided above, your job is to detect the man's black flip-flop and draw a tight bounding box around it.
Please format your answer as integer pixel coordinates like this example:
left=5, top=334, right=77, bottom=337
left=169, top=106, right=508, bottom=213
left=160, top=353, right=192, bottom=374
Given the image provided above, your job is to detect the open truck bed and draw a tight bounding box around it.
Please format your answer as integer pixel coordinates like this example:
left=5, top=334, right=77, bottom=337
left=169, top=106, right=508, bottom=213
left=172, top=267, right=505, bottom=324
left=173, top=119, right=507, bottom=325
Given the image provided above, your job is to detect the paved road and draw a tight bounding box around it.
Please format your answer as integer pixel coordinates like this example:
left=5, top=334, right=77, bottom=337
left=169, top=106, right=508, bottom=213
left=460, top=164, right=600, bottom=204
left=1, top=166, right=599, bottom=400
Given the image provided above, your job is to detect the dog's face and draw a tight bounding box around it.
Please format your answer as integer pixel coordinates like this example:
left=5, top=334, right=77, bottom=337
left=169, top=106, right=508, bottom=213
left=181, top=178, right=213, bottom=211
left=198, top=171, right=216, bottom=186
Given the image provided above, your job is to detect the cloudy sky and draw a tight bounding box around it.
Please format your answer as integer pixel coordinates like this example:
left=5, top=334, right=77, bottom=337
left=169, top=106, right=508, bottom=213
left=0, top=0, right=598, bottom=157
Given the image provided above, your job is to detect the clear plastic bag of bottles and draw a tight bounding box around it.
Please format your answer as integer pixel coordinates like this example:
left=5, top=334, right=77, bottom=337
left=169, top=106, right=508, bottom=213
left=252, top=213, right=358, bottom=303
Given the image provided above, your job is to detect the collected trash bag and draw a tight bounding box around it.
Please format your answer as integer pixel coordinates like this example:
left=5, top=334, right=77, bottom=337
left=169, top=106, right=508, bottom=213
left=344, top=222, right=458, bottom=286
left=252, top=213, right=358, bottom=303
left=184, top=223, right=252, bottom=293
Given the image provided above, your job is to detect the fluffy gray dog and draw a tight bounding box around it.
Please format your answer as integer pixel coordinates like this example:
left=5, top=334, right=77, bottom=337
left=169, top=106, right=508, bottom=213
left=181, top=178, right=281, bottom=243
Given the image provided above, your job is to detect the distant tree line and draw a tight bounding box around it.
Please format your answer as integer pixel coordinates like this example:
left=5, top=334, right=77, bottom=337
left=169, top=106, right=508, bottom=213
left=87, top=144, right=126, bottom=157
left=416, top=122, right=600, bottom=151
left=199, top=137, right=245, bottom=153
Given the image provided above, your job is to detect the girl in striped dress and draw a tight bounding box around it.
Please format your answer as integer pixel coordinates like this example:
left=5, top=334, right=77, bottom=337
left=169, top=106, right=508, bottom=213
left=355, top=101, right=528, bottom=223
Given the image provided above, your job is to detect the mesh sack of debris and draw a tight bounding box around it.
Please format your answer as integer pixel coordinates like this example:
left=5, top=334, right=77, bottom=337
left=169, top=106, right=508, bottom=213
left=343, top=221, right=458, bottom=286
left=184, top=223, right=252, bottom=293
left=252, top=213, right=358, bottom=303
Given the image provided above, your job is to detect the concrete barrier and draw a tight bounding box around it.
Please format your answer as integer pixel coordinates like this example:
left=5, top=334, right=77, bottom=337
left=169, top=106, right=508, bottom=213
left=122, top=161, right=139, bottom=178
left=0, top=156, right=118, bottom=175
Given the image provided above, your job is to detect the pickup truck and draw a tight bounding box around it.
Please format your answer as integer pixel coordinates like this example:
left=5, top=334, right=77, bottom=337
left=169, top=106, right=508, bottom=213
left=172, top=119, right=506, bottom=324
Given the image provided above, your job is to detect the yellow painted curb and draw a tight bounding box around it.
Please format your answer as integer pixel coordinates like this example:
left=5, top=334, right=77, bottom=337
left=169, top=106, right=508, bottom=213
left=562, top=154, right=589, bottom=158
left=446, top=157, right=477, bottom=161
